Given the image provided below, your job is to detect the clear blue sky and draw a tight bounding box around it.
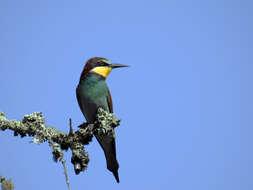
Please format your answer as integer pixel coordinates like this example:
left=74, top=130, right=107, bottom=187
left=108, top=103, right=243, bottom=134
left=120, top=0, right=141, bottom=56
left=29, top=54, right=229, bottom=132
left=0, top=0, right=252, bottom=189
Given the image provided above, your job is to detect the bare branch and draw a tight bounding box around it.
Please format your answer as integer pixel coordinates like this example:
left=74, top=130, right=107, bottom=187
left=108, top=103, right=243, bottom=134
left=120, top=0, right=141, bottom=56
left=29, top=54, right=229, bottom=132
left=48, top=138, right=71, bottom=190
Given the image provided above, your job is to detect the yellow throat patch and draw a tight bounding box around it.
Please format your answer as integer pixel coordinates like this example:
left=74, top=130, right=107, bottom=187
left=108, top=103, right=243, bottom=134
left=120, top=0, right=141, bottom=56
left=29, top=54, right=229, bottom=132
left=91, top=66, right=112, bottom=78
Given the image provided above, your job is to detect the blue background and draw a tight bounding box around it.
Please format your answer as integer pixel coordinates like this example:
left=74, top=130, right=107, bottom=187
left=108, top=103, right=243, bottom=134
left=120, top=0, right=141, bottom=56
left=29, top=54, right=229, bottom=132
left=0, top=0, right=252, bottom=189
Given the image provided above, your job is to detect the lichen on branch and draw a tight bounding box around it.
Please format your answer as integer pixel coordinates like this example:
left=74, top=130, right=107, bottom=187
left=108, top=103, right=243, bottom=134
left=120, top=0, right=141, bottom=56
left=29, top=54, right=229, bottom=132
left=0, top=176, right=14, bottom=190
left=0, top=108, right=120, bottom=175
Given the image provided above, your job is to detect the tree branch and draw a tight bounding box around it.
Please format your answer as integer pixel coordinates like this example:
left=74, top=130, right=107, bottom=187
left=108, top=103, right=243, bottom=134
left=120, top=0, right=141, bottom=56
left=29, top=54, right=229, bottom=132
left=0, top=108, right=120, bottom=187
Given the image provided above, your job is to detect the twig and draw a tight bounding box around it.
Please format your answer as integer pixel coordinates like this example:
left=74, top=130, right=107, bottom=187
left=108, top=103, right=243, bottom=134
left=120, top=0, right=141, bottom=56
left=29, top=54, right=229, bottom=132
left=69, top=118, right=73, bottom=136
left=61, top=158, right=71, bottom=190
left=48, top=138, right=71, bottom=190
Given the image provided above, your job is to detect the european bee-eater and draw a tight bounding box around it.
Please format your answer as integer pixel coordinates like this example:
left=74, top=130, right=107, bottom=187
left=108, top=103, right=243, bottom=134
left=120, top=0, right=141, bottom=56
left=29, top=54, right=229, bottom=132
left=76, top=57, right=128, bottom=183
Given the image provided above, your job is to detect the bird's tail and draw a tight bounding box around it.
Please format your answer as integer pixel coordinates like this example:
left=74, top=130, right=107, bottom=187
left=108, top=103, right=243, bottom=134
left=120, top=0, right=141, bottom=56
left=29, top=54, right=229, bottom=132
left=112, top=170, right=120, bottom=183
left=95, top=134, right=120, bottom=183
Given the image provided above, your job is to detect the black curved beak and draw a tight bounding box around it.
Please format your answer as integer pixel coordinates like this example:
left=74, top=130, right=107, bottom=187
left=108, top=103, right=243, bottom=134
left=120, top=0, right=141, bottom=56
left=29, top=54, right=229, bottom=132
left=110, top=63, right=129, bottom=69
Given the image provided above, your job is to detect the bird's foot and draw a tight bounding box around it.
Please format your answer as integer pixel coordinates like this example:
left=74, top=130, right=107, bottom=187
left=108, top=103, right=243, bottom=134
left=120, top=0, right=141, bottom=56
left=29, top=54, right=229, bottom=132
left=87, top=124, right=95, bottom=132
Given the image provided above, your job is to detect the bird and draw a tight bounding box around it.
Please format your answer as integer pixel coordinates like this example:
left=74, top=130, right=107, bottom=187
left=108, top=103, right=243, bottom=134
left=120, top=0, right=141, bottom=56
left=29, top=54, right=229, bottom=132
left=76, top=57, right=128, bottom=183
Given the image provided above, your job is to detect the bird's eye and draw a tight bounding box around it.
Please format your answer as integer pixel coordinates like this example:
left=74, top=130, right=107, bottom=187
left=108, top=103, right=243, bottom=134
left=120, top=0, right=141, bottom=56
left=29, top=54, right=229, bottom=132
left=99, top=61, right=104, bottom=66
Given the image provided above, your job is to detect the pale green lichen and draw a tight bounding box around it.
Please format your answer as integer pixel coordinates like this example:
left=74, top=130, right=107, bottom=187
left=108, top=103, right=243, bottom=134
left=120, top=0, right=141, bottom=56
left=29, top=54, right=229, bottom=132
left=0, top=112, right=5, bottom=118
left=0, top=176, right=14, bottom=190
left=94, top=107, right=120, bottom=138
left=71, top=142, right=89, bottom=174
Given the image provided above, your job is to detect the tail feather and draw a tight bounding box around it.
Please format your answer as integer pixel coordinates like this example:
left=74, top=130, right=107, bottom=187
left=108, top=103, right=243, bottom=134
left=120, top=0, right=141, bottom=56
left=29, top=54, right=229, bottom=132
left=112, top=170, right=120, bottom=183
left=95, top=134, right=120, bottom=183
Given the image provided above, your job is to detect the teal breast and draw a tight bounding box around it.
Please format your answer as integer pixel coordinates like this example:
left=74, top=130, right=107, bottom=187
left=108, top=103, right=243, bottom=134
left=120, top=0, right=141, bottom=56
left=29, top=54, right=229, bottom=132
left=76, top=73, right=109, bottom=123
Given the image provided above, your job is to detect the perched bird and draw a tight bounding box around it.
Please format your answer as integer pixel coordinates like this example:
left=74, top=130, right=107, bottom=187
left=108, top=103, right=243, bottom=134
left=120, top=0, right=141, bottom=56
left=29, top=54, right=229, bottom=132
left=76, top=57, right=128, bottom=183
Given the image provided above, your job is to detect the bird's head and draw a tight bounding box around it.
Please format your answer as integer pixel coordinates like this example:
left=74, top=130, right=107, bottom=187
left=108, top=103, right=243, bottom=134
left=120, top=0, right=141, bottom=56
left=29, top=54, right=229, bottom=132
left=79, top=57, right=128, bottom=81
